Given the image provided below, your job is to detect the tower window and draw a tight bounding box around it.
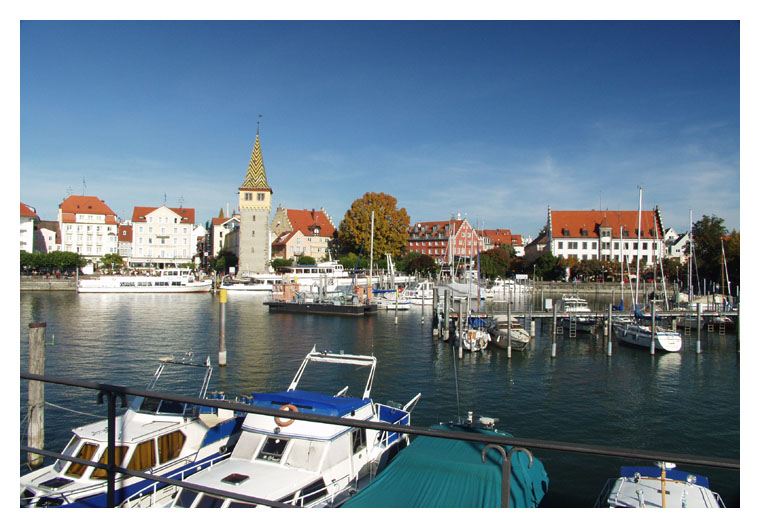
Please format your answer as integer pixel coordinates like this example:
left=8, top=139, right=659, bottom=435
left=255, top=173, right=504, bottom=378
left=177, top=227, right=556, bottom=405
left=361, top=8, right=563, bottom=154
left=244, top=192, right=252, bottom=201
left=257, top=193, right=265, bottom=201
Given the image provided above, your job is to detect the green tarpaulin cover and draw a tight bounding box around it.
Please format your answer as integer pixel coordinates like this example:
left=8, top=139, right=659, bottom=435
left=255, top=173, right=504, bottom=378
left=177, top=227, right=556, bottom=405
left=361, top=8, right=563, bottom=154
left=343, top=424, right=549, bottom=508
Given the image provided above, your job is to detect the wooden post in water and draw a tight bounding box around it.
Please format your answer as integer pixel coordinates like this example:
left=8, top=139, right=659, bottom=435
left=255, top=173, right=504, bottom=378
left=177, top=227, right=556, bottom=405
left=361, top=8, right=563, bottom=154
left=219, top=289, right=227, bottom=366
left=607, top=303, right=613, bottom=357
left=650, top=302, right=656, bottom=355
left=28, top=322, right=46, bottom=469
left=736, top=301, right=740, bottom=354
left=394, top=287, right=399, bottom=325
left=696, top=303, right=702, bottom=354
left=458, top=302, right=463, bottom=359
left=443, top=290, right=450, bottom=341
left=507, top=302, right=512, bottom=359
left=551, top=303, right=557, bottom=358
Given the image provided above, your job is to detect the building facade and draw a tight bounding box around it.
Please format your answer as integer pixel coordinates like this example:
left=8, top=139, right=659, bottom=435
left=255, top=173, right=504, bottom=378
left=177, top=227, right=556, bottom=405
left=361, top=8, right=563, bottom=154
left=546, top=206, right=666, bottom=265
left=57, top=195, right=119, bottom=260
left=211, top=215, right=240, bottom=257
left=407, top=216, right=484, bottom=267
left=478, top=229, right=525, bottom=256
left=118, top=224, right=133, bottom=259
left=35, top=221, right=60, bottom=253
left=237, top=133, right=273, bottom=275
left=20, top=202, right=39, bottom=252
left=270, top=206, right=336, bottom=260
left=130, top=205, right=196, bottom=268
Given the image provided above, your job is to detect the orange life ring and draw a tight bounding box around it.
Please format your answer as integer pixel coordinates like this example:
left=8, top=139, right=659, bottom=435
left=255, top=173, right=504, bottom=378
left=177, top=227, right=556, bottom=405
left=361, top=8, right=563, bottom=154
left=275, top=404, right=298, bottom=427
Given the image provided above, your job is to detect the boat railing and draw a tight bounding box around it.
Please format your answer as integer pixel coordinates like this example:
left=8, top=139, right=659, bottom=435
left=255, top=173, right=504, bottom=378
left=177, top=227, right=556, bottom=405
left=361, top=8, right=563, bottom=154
left=21, top=371, right=739, bottom=508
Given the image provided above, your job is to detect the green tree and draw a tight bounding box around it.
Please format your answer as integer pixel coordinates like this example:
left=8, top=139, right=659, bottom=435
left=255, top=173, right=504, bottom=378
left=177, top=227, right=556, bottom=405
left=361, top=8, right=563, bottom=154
left=479, top=247, right=512, bottom=279
left=533, top=252, right=561, bottom=280
left=271, top=258, right=293, bottom=271
left=723, top=230, right=739, bottom=290
left=692, top=215, right=728, bottom=286
left=407, top=254, right=438, bottom=275
left=338, top=253, right=369, bottom=271
left=212, top=250, right=238, bottom=274
left=338, top=192, right=411, bottom=260
left=296, top=255, right=316, bottom=265
left=100, top=253, right=124, bottom=269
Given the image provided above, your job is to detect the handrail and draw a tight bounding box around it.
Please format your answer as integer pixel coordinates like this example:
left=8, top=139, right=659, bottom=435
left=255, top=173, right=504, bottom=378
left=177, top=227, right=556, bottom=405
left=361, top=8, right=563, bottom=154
left=21, top=372, right=739, bottom=509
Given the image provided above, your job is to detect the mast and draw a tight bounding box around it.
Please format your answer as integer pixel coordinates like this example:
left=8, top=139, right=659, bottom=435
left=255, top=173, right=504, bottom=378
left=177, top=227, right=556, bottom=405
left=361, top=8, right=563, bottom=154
left=635, top=187, right=642, bottom=308
left=688, top=209, right=693, bottom=303
left=370, top=211, right=374, bottom=288
left=620, top=225, right=624, bottom=306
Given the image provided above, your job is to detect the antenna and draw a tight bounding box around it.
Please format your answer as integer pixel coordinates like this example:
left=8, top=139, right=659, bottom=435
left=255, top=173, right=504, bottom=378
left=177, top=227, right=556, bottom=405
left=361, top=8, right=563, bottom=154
left=82, top=176, right=87, bottom=195
left=178, top=196, right=185, bottom=209
left=257, top=114, right=263, bottom=135
left=163, top=193, right=167, bottom=205
left=65, top=187, right=73, bottom=198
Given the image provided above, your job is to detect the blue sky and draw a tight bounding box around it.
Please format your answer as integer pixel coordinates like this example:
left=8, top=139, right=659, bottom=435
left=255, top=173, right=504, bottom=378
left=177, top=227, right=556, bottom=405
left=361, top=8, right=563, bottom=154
left=19, top=19, right=740, bottom=238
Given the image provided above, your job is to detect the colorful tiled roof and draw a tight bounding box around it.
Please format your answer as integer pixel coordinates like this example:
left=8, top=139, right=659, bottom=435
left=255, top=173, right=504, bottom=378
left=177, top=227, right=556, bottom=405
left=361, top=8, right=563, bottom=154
left=240, top=134, right=271, bottom=191
left=286, top=209, right=335, bottom=237
left=131, top=206, right=195, bottom=224
left=20, top=202, right=39, bottom=219
left=550, top=210, right=662, bottom=239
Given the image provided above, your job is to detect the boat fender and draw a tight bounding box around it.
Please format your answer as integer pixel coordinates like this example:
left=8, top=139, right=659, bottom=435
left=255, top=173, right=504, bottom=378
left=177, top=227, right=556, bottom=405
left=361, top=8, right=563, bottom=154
left=275, top=404, right=299, bottom=427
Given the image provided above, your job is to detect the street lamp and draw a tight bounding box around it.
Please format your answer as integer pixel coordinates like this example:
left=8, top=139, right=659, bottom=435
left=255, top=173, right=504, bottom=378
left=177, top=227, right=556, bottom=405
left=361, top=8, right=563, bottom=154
left=533, top=264, right=536, bottom=283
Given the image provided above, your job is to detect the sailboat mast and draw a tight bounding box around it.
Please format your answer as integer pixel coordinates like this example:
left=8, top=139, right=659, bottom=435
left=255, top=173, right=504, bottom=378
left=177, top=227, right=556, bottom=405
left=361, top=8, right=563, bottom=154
left=635, top=187, right=642, bottom=307
left=620, top=225, right=624, bottom=304
left=689, top=209, right=693, bottom=303
left=369, top=211, right=374, bottom=288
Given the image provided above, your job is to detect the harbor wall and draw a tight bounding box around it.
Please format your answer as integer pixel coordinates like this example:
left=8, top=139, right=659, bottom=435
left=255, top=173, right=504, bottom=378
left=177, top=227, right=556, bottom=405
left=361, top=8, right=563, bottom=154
left=20, top=278, right=76, bottom=291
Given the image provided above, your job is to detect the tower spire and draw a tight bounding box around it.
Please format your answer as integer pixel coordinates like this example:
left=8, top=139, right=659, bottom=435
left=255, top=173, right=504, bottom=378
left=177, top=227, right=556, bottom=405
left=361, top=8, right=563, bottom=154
left=240, top=125, right=270, bottom=191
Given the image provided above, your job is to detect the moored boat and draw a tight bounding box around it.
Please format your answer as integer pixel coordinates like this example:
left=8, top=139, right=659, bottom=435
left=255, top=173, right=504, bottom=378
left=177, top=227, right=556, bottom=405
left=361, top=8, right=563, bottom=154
left=559, top=294, right=597, bottom=332
left=20, top=356, right=243, bottom=508
left=594, top=462, right=725, bottom=508
left=488, top=315, right=530, bottom=349
left=220, top=274, right=283, bottom=293
left=613, top=322, right=683, bottom=352
left=127, top=347, right=421, bottom=508
left=77, top=268, right=212, bottom=293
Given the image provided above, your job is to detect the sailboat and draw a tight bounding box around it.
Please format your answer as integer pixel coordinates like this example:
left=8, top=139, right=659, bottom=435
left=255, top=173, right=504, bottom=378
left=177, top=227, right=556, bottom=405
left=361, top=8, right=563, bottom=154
left=613, top=188, right=683, bottom=352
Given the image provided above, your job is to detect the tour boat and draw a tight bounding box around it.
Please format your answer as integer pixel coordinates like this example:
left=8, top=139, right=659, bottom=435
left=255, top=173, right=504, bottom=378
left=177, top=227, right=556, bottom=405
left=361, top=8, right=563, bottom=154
left=20, top=356, right=243, bottom=508
left=488, top=315, right=530, bottom=349
left=594, top=462, right=725, bottom=508
left=124, top=347, right=421, bottom=508
left=220, top=274, right=283, bottom=293
left=77, top=268, right=212, bottom=293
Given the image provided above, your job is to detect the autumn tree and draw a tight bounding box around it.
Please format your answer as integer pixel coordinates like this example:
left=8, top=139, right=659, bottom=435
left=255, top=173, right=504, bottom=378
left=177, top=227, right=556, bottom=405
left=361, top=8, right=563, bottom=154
left=337, top=192, right=410, bottom=260
left=692, top=215, right=728, bottom=286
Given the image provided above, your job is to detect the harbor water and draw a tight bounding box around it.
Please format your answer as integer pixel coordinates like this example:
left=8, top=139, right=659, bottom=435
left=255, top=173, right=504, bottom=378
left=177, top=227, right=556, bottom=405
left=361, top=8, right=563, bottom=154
left=19, top=290, right=740, bottom=507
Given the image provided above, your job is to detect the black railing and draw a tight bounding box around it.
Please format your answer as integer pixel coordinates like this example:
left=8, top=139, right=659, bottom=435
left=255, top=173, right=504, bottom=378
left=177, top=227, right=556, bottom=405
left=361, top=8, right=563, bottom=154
left=20, top=372, right=740, bottom=508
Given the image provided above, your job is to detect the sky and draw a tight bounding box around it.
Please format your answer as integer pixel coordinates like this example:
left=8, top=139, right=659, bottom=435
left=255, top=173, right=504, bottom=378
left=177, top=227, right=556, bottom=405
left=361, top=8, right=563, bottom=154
left=17, top=16, right=742, bottom=240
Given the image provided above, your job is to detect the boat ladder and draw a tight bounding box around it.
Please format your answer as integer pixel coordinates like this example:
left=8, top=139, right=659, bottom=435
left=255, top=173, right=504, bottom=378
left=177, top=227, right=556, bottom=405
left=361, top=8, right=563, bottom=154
left=568, top=317, right=577, bottom=338
left=684, top=324, right=691, bottom=336
left=719, top=322, right=726, bottom=335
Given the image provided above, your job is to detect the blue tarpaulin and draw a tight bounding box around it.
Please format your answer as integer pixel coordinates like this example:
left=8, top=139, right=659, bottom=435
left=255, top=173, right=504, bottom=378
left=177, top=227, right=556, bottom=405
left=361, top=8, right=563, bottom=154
left=342, top=424, right=549, bottom=508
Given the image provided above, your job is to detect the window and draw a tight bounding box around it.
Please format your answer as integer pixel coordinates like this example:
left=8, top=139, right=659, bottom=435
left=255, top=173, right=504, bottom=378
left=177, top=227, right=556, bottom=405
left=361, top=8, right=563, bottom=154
left=158, top=431, right=186, bottom=463
left=257, top=437, right=288, bottom=462
left=91, top=446, right=129, bottom=479
left=298, top=479, right=328, bottom=507
left=196, top=494, right=225, bottom=508
left=614, top=242, right=619, bottom=250
left=592, top=242, right=597, bottom=250
left=352, top=429, right=366, bottom=454
left=244, top=192, right=252, bottom=201
left=175, top=490, right=199, bottom=508
left=127, top=440, right=156, bottom=472
left=65, top=442, right=99, bottom=477
left=257, top=193, right=265, bottom=201
left=642, top=242, right=648, bottom=250
left=558, top=242, right=563, bottom=249
left=582, top=242, right=587, bottom=250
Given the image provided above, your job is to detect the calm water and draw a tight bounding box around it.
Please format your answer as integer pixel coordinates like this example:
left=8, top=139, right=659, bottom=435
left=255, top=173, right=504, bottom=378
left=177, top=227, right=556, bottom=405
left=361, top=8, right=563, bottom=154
left=19, top=290, right=740, bottom=507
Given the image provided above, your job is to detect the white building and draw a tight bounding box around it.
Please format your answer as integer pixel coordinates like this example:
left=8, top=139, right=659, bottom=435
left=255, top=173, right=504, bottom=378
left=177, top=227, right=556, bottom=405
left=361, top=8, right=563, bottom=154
left=35, top=221, right=60, bottom=253
left=546, top=206, right=667, bottom=266
left=211, top=215, right=240, bottom=256
left=20, top=202, right=39, bottom=252
left=58, top=195, right=119, bottom=260
left=130, top=205, right=197, bottom=268
left=118, top=223, right=133, bottom=259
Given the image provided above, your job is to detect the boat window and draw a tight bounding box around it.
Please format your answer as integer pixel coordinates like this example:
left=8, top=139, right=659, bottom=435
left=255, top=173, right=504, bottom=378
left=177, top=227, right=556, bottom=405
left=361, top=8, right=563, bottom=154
left=298, top=478, right=328, bottom=507
left=277, top=493, right=296, bottom=505
left=227, top=501, right=257, bottom=508
left=175, top=490, right=198, bottom=508
left=64, top=442, right=99, bottom=477
left=158, top=399, right=185, bottom=414
left=139, top=397, right=161, bottom=413
left=221, top=473, right=249, bottom=485
left=127, top=440, right=156, bottom=472
left=352, top=429, right=367, bottom=454
left=158, top=431, right=186, bottom=463
left=196, top=494, right=225, bottom=508
left=285, top=440, right=324, bottom=471
left=54, top=436, right=79, bottom=472
left=256, top=437, right=288, bottom=462
left=91, top=446, right=129, bottom=480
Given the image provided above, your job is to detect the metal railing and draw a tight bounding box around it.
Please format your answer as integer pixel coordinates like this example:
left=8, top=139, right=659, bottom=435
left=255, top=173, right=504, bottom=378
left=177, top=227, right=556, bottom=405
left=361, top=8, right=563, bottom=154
left=21, top=371, right=740, bottom=508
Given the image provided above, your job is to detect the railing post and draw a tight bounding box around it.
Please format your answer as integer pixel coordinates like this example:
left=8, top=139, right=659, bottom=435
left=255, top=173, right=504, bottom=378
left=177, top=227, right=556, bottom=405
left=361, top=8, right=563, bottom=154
left=97, top=389, right=127, bottom=507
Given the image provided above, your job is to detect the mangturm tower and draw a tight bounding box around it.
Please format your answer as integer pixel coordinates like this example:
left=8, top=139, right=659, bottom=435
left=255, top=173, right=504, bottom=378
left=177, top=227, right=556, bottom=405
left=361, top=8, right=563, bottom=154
left=237, top=129, right=272, bottom=275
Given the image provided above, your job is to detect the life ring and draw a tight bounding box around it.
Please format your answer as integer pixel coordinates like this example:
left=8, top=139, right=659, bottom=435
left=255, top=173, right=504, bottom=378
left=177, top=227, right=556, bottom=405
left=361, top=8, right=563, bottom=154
left=275, top=404, right=298, bottom=427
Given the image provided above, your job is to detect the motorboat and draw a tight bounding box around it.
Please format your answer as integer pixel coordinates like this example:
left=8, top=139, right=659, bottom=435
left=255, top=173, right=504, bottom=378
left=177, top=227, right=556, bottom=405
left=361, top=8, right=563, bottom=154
left=488, top=315, right=530, bottom=349
left=373, top=290, right=411, bottom=311
left=20, top=356, right=243, bottom=507
left=613, top=322, right=683, bottom=352
left=126, top=347, right=421, bottom=508
left=77, top=268, right=212, bottom=293
left=559, top=294, right=597, bottom=332
left=400, top=281, right=435, bottom=305
left=594, top=462, right=725, bottom=508
left=454, top=317, right=491, bottom=352
left=342, top=411, right=549, bottom=508
left=220, top=274, right=283, bottom=293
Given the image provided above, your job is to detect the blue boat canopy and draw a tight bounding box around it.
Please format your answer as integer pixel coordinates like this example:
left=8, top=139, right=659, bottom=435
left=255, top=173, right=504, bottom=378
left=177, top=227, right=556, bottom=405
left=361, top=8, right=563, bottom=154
left=249, top=389, right=369, bottom=417
left=342, top=424, right=549, bottom=508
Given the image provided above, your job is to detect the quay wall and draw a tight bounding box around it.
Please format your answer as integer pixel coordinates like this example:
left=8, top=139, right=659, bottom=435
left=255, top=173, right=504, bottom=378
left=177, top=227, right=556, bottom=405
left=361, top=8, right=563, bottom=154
left=20, top=278, right=76, bottom=291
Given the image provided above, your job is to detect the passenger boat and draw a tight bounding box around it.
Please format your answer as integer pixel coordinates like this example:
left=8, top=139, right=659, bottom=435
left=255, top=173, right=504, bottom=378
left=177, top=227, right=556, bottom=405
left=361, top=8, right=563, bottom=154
left=20, top=356, right=243, bottom=508
left=400, top=280, right=435, bottom=305
left=342, top=411, right=549, bottom=508
left=488, top=315, right=530, bottom=349
left=124, top=347, right=421, bottom=508
left=280, top=261, right=350, bottom=290
left=220, top=274, right=283, bottom=293
left=77, top=268, right=212, bottom=293
left=559, top=294, right=597, bottom=332
left=594, top=462, right=725, bottom=508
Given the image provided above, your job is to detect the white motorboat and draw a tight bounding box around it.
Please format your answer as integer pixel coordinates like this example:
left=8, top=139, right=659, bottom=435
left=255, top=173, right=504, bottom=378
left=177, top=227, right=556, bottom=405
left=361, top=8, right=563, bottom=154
left=488, top=315, right=530, bottom=349
left=613, top=322, right=683, bottom=352
left=400, top=281, right=435, bottom=305
left=595, top=462, right=725, bottom=508
left=124, top=347, right=421, bottom=508
left=77, top=268, right=212, bottom=293
left=454, top=318, right=491, bottom=352
left=220, top=274, right=283, bottom=293
left=20, top=356, right=242, bottom=508
left=559, top=294, right=597, bottom=332
left=373, top=290, right=411, bottom=311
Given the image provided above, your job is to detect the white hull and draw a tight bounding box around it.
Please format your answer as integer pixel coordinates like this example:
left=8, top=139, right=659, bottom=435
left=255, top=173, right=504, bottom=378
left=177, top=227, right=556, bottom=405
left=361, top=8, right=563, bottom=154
left=78, top=281, right=212, bottom=293
left=78, top=268, right=212, bottom=293
left=614, top=323, right=682, bottom=352
left=455, top=328, right=491, bottom=352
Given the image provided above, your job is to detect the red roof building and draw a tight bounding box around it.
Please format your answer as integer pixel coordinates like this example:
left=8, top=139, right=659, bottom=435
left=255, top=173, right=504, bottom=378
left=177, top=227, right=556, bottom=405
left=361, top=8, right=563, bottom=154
left=271, top=206, right=336, bottom=260
left=130, top=205, right=197, bottom=267
left=57, top=195, right=119, bottom=259
left=407, top=217, right=483, bottom=268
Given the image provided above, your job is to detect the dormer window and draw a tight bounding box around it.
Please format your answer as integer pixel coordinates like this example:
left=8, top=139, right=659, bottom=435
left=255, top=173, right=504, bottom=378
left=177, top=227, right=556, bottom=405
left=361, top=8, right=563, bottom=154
left=581, top=229, right=588, bottom=236
left=623, top=230, right=629, bottom=237
left=562, top=228, right=570, bottom=236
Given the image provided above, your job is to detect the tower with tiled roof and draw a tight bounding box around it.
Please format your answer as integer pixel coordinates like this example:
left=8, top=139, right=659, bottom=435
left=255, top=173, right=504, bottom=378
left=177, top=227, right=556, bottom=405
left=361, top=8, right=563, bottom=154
left=237, top=129, right=273, bottom=274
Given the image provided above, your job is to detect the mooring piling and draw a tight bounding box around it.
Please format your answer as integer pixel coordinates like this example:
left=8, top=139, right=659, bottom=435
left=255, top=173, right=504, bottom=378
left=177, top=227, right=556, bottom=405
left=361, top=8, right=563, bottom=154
left=27, top=322, right=46, bottom=470
left=219, top=289, right=227, bottom=366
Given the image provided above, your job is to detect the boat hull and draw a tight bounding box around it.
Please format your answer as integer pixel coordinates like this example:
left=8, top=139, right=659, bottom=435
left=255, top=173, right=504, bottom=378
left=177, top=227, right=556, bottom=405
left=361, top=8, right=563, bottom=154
left=264, top=301, right=378, bottom=316
left=614, top=323, right=683, bottom=352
